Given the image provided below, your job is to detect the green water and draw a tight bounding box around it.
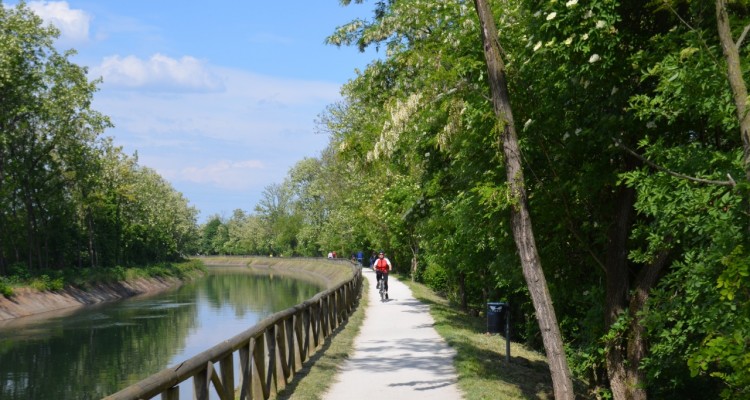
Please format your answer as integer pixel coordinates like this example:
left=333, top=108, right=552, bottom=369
left=0, top=267, right=322, bottom=399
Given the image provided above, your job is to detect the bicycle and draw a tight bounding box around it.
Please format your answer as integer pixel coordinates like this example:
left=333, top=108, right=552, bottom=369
left=377, top=273, right=388, bottom=301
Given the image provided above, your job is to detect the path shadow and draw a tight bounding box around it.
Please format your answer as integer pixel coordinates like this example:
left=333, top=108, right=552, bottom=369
left=389, top=378, right=457, bottom=391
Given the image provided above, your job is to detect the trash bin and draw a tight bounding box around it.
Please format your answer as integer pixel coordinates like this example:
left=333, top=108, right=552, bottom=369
left=488, top=302, right=511, bottom=362
left=487, top=302, right=508, bottom=334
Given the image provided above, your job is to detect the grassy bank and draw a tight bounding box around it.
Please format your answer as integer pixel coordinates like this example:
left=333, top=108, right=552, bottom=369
left=0, top=259, right=206, bottom=297
left=399, top=275, right=554, bottom=400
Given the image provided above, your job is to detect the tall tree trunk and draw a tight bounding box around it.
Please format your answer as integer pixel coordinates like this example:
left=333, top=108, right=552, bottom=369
left=458, top=270, right=468, bottom=311
left=410, top=241, right=419, bottom=282
left=22, top=182, right=40, bottom=271
left=604, top=185, right=647, bottom=400
left=605, top=180, right=672, bottom=400
left=473, top=1, right=575, bottom=398
left=716, top=0, right=750, bottom=181
left=115, top=198, right=122, bottom=266
left=86, top=210, right=97, bottom=268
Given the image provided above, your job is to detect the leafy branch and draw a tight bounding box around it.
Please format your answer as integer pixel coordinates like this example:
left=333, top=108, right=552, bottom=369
left=613, top=139, right=737, bottom=187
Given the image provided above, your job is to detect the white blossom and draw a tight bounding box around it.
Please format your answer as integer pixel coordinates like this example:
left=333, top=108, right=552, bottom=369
left=582, top=33, right=589, bottom=40
left=566, top=0, right=578, bottom=7
left=564, top=36, right=573, bottom=46
left=589, top=53, right=601, bottom=63
left=523, top=119, right=533, bottom=130
left=584, top=10, right=593, bottom=19
left=611, top=86, right=618, bottom=95
left=596, top=20, right=607, bottom=29
left=646, top=121, right=656, bottom=129
left=546, top=12, right=557, bottom=21
left=367, top=93, right=422, bottom=161
left=533, top=41, right=542, bottom=51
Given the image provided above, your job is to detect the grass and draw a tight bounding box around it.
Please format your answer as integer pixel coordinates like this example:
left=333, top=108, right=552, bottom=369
left=273, top=283, right=369, bottom=400
left=0, top=259, right=206, bottom=297
left=399, top=275, right=554, bottom=400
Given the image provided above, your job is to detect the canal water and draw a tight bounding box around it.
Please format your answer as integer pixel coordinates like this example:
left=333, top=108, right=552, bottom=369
left=0, top=266, right=323, bottom=399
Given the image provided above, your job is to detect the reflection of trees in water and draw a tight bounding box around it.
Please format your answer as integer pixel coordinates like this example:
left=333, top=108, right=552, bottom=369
left=0, top=299, right=198, bottom=400
left=0, top=273, right=322, bottom=399
left=200, top=273, right=323, bottom=317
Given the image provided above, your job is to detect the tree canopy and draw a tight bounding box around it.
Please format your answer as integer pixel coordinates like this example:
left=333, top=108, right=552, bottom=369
left=0, top=3, right=199, bottom=274
left=202, top=1, right=750, bottom=398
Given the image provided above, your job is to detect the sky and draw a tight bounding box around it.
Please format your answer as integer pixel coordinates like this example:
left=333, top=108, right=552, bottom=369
left=17, top=1, right=378, bottom=222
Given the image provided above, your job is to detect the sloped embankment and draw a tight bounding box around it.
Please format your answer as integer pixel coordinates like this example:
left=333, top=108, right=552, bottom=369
left=242, top=257, right=355, bottom=289
left=0, top=257, right=355, bottom=321
left=0, top=276, right=182, bottom=321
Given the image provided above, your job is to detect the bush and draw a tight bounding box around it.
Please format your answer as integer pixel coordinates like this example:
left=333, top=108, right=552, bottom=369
left=29, top=274, right=64, bottom=291
left=0, top=278, right=13, bottom=297
left=7, top=263, right=30, bottom=284
left=422, top=262, right=449, bottom=295
left=110, top=265, right=128, bottom=281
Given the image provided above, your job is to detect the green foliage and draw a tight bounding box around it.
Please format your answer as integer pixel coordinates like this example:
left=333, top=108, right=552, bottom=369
left=687, top=246, right=750, bottom=399
left=422, top=262, right=449, bottom=295
left=29, top=274, right=64, bottom=292
left=0, top=3, right=198, bottom=273
left=0, top=278, right=13, bottom=297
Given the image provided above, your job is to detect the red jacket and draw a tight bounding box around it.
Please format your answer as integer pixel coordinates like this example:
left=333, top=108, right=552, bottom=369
left=374, top=258, right=390, bottom=272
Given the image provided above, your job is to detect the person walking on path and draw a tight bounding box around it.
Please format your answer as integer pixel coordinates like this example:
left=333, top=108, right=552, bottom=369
left=373, top=251, right=392, bottom=299
left=324, top=268, right=463, bottom=400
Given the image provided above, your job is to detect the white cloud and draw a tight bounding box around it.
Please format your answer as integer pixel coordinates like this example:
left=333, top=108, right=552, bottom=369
left=92, top=66, right=341, bottom=142
left=28, top=1, right=90, bottom=43
left=91, top=66, right=341, bottom=216
left=174, top=160, right=267, bottom=189
left=93, top=54, right=224, bottom=92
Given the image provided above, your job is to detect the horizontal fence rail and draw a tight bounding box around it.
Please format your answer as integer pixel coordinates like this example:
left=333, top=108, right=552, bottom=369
left=103, top=261, right=362, bottom=400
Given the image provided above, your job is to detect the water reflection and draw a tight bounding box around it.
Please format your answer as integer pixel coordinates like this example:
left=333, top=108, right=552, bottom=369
left=0, top=267, right=322, bottom=399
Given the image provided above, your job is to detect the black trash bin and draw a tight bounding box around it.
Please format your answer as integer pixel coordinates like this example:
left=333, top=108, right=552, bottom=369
left=487, top=302, right=507, bottom=334
left=488, top=302, right=511, bottom=362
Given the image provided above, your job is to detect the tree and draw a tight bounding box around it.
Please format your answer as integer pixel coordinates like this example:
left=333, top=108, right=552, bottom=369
left=0, top=3, right=110, bottom=271
left=473, top=1, right=575, bottom=397
left=255, top=183, right=301, bottom=255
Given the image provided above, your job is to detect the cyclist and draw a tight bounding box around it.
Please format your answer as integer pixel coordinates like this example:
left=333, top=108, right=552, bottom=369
left=373, top=251, right=392, bottom=299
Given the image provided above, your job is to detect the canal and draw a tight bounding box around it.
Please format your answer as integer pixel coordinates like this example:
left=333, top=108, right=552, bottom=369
left=0, top=266, right=323, bottom=399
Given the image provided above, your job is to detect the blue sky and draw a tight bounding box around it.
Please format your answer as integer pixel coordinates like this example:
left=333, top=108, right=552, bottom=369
left=21, top=1, right=378, bottom=222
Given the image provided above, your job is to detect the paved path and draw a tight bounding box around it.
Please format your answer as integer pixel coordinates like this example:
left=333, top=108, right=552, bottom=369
left=324, top=268, right=463, bottom=400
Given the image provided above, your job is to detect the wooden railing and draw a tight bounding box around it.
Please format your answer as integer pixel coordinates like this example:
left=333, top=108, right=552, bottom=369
left=103, top=262, right=362, bottom=400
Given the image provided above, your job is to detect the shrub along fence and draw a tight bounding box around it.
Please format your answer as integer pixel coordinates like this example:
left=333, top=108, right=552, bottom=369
left=103, top=260, right=362, bottom=400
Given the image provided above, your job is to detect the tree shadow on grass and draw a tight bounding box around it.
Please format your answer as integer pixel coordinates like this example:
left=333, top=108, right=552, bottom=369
left=413, top=293, right=556, bottom=400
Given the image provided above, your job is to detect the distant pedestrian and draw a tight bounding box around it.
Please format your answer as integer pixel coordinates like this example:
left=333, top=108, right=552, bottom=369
left=369, top=251, right=378, bottom=270
left=328, top=251, right=333, bottom=259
